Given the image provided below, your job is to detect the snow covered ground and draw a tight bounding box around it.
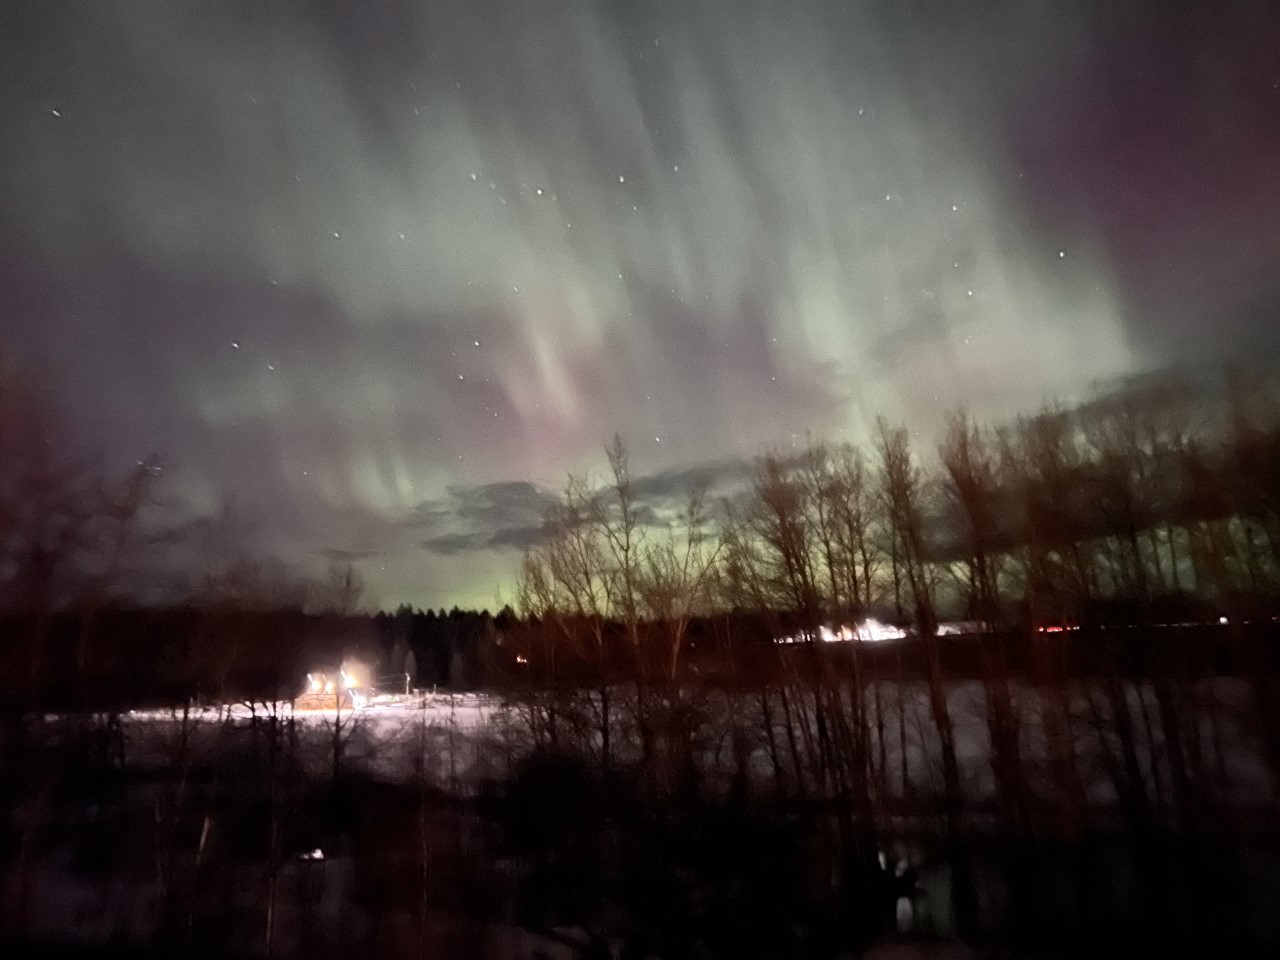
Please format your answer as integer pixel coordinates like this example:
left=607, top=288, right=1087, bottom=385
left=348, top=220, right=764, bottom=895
left=123, top=689, right=501, bottom=727
left=17, top=681, right=1280, bottom=954
left=101, top=678, right=1277, bottom=815
left=113, top=690, right=513, bottom=783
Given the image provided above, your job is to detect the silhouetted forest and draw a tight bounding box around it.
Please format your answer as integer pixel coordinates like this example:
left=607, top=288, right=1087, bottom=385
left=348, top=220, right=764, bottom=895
left=3, top=368, right=1280, bottom=957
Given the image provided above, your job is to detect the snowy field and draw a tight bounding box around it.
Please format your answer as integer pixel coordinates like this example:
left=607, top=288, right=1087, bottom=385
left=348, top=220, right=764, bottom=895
left=111, top=690, right=514, bottom=783
left=17, top=682, right=1280, bottom=953
left=122, top=689, right=502, bottom=730
left=91, top=678, right=1277, bottom=815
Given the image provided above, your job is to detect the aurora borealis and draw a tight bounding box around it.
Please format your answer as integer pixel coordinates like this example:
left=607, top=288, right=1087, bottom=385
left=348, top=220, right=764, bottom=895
left=3, top=0, right=1278, bottom=608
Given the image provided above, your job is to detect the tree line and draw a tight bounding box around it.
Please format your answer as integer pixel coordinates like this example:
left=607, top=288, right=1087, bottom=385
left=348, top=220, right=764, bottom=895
left=521, top=366, right=1280, bottom=658
left=4, top=360, right=1280, bottom=956
left=495, top=365, right=1280, bottom=954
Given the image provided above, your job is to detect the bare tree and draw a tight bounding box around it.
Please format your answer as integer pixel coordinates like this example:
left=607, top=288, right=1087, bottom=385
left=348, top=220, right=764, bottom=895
left=518, top=487, right=614, bottom=762
left=939, top=410, right=1003, bottom=625
left=590, top=436, right=646, bottom=648
left=830, top=444, right=879, bottom=617
left=0, top=367, right=170, bottom=939
left=308, top=561, right=367, bottom=616
left=876, top=418, right=977, bottom=938
left=586, top=437, right=654, bottom=756
left=638, top=487, right=722, bottom=684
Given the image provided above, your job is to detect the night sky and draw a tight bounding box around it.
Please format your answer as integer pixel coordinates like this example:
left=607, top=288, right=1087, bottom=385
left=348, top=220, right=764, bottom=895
left=3, top=1, right=1279, bottom=609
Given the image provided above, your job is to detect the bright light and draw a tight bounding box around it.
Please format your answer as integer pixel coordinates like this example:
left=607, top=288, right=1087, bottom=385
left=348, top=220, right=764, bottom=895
left=853, top=618, right=906, bottom=642
left=515, top=655, right=528, bottom=664
left=776, top=619, right=906, bottom=645
left=338, top=659, right=371, bottom=690
left=1219, top=616, right=1229, bottom=625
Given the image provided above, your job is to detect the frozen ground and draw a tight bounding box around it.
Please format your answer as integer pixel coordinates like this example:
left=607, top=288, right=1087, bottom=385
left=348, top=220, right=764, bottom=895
left=123, top=689, right=502, bottom=729
left=17, top=682, right=1280, bottom=954
left=113, top=690, right=512, bottom=782
left=98, top=678, right=1278, bottom=815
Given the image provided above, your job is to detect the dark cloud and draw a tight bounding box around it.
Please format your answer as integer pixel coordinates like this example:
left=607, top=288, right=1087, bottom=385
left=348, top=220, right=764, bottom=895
left=418, top=462, right=755, bottom=555
left=625, top=456, right=758, bottom=527
left=416, top=481, right=558, bottom=557
left=448, top=481, right=561, bottom=530
left=630, top=458, right=755, bottom=501
left=419, top=533, right=486, bottom=557
left=421, top=524, right=548, bottom=557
